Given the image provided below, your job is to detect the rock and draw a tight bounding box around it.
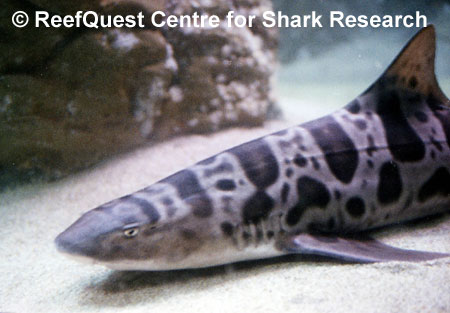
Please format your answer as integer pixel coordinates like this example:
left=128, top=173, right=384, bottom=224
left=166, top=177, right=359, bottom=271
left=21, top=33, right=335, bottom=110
left=0, top=0, right=277, bottom=186
left=1, top=0, right=72, bottom=75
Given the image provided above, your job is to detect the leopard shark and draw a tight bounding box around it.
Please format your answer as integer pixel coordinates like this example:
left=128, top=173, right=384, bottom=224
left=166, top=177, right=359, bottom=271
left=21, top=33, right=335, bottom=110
left=55, top=25, right=450, bottom=270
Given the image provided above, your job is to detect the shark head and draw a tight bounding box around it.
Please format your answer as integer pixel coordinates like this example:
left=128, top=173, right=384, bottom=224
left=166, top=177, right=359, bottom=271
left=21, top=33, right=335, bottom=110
left=54, top=170, right=253, bottom=270
left=54, top=193, right=172, bottom=269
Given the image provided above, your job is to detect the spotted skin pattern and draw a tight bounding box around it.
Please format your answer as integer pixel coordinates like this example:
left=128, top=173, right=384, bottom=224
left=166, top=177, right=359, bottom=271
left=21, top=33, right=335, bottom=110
left=55, top=26, right=450, bottom=270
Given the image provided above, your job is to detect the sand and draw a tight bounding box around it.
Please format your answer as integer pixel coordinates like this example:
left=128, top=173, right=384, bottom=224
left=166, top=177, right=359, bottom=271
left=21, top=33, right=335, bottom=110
left=1, top=93, right=449, bottom=313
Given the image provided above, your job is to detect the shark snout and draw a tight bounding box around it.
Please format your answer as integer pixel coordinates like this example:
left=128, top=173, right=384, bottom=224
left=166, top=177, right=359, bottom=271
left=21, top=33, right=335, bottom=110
left=55, top=225, right=100, bottom=258
left=54, top=210, right=113, bottom=258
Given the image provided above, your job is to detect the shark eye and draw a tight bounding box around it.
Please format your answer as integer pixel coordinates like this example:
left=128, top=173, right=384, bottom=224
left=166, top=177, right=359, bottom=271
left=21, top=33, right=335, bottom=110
left=123, top=226, right=139, bottom=238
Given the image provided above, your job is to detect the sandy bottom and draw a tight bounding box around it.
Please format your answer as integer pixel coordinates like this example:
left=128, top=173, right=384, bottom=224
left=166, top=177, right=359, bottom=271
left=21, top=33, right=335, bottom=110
left=1, top=100, right=450, bottom=313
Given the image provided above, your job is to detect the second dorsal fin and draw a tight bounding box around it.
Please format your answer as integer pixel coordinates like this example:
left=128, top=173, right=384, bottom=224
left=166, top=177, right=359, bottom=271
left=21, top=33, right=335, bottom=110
left=365, top=25, right=448, bottom=106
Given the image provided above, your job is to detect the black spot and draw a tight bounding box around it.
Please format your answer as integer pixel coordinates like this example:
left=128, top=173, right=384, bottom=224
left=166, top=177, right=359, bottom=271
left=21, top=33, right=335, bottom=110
left=281, top=183, right=290, bottom=204
left=229, top=139, right=279, bottom=189
left=376, top=90, right=425, bottom=162
left=334, top=189, right=341, bottom=200
left=285, top=168, right=293, bottom=178
left=162, top=170, right=203, bottom=199
left=267, top=230, right=274, bottom=238
left=311, top=157, right=320, bottom=170
left=286, top=176, right=331, bottom=226
left=186, top=193, right=213, bottom=218
left=220, top=222, right=234, bottom=237
left=300, top=145, right=307, bottom=151
left=367, top=159, right=374, bottom=169
left=242, top=191, right=274, bottom=224
left=377, top=161, right=403, bottom=205
left=216, top=179, right=236, bottom=191
left=430, top=150, right=436, bottom=160
left=346, top=99, right=361, bottom=114
left=242, top=231, right=251, bottom=241
left=128, top=197, right=160, bottom=223
left=418, top=167, right=450, bottom=202
left=354, top=119, right=367, bottom=130
left=346, top=197, right=366, bottom=218
left=161, top=197, right=173, bottom=206
left=414, top=111, right=428, bottom=123
left=204, top=162, right=233, bottom=177
left=367, top=135, right=377, bottom=157
left=293, top=153, right=308, bottom=167
left=408, top=76, right=418, bottom=89
left=304, top=116, right=358, bottom=183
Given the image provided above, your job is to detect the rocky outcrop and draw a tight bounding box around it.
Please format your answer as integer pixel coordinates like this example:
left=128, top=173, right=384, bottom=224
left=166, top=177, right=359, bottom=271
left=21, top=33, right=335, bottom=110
left=0, top=0, right=277, bottom=186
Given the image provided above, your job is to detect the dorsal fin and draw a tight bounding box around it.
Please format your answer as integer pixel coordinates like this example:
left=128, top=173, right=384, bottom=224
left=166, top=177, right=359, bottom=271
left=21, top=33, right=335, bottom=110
left=366, top=25, right=449, bottom=106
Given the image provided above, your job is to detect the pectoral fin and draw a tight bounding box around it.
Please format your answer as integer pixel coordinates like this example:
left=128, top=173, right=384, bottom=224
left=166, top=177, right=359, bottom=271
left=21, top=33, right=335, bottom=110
left=279, top=233, right=449, bottom=263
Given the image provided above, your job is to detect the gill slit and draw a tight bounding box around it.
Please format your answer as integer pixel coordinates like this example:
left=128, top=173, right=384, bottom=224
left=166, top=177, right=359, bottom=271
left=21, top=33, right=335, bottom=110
left=232, top=212, right=286, bottom=250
